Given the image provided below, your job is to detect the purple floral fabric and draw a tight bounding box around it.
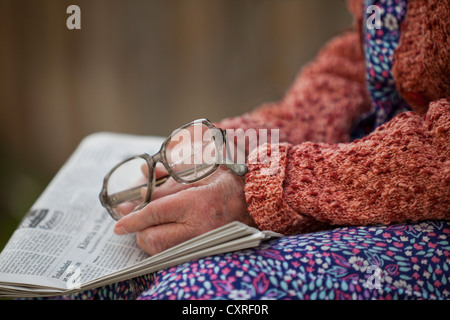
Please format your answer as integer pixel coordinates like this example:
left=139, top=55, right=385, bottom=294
left=136, top=220, right=450, bottom=300
left=31, top=220, right=450, bottom=300
left=351, top=0, right=412, bottom=139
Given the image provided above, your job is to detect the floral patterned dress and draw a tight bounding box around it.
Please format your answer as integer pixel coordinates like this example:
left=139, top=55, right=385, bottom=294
left=351, top=0, right=412, bottom=139
left=46, top=220, right=450, bottom=300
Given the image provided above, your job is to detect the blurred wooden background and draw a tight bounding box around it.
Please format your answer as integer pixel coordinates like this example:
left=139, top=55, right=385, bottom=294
left=0, top=0, right=352, bottom=246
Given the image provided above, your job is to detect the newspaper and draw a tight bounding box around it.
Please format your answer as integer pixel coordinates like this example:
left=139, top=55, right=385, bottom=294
left=0, top=132, right=281, bottom=298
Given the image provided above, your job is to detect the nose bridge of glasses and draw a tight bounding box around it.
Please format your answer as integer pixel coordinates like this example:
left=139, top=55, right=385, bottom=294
left=149, top=150, right=173, bottom=186
left=151, top=150, right=163, bottom=164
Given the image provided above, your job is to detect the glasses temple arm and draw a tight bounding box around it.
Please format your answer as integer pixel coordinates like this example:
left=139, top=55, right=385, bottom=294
left=221, top=158, right=248, bottom=176
left=105, top=184, right=147, bottom=207
left=159, top=158, right=247, bottom=186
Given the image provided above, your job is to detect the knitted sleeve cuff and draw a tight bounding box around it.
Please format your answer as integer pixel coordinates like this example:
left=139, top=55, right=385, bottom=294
left=244, top=143, right=323, bottom=234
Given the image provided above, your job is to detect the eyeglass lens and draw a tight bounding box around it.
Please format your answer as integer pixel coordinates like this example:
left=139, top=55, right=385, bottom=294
left=164, top=122, right=220, bottom=183
left=106, top=157, right=152, bottom=220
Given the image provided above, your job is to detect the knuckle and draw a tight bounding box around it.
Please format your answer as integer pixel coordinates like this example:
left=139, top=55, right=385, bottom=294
left=136, top=234, right=149, bottom=254
left=140, top=231, right=166, bottom=255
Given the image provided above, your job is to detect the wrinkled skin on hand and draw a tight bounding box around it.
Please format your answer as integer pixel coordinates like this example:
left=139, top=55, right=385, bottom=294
left=113, top=164, right=255, bottom=255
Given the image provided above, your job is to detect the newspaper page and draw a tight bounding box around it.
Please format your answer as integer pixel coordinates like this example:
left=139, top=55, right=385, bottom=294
left=0, top=132, right=165, bottom=295
left=0, top=132, right=283, bottom=298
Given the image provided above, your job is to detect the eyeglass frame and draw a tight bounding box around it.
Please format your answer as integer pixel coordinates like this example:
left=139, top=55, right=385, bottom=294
left=99, top=118, right=248, bottom=220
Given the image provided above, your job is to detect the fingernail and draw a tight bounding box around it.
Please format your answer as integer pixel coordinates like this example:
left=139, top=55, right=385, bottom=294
left=114, top=224, right=127, bottom=235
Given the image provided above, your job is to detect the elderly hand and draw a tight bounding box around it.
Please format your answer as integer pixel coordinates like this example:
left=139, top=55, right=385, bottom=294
left=113, top=165, right=255, bottom=255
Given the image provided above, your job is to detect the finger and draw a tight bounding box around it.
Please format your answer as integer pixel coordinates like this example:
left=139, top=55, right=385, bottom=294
left=135, top=223, right=193, bottom=255
left=152, top=164, right=187, bottom=199
left=141, top=163, right=168, bottom=180
left=115, top=202, right=138, bottom=217
left=151, top=177, right=189, bottom=200
left=141, top=162, right=181, bottom=200
left=141, top=163, right=150, bottom=178
left=114, top=189, right=196, bottom=234
left=154, top=163, right=169, bottom=179
left=152, top=164, right=226, bottom=200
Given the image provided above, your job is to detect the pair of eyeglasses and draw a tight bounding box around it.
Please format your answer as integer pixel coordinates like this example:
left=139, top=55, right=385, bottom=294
left=99, top=119, right=247, bottom=220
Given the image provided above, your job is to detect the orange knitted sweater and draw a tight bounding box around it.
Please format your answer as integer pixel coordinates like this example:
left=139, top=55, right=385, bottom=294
left=218, top=0, right=450, bottom=234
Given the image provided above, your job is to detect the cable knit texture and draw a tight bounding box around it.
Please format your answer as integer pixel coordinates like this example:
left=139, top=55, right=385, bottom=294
left=392, top=0, right=450, bottom=113
left=222, top=0, right=450, bottom=235
left=244, top=143, right=329, bottom=234
left=286, top=101, right=449, bottom=228
left=245, top=100, right=450, bottom=235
